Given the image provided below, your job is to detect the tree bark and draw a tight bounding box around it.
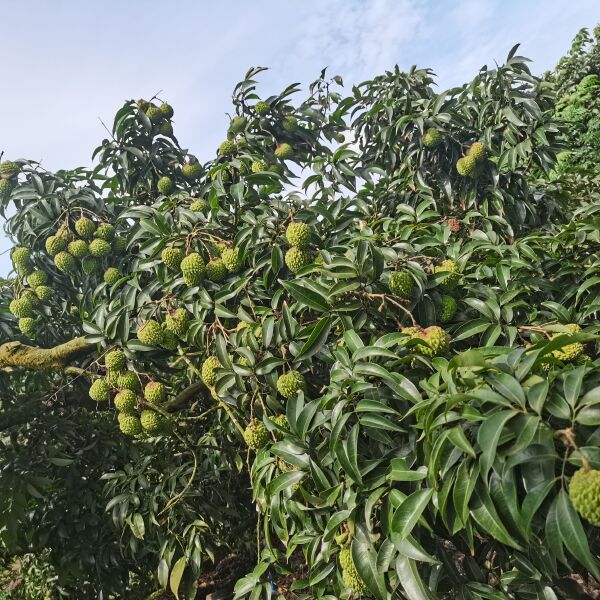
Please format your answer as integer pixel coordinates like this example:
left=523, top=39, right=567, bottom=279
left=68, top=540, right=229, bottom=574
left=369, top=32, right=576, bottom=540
left=0, top=337, right=93, bottom=370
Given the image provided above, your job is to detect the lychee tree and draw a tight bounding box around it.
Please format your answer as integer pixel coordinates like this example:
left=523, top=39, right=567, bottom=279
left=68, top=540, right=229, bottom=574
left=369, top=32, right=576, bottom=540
left=1, top=47, right=599, bottom=599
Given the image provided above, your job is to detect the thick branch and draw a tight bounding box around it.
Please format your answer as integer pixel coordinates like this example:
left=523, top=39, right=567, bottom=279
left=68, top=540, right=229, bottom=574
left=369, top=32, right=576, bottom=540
left=0, top=337, right=93, bottom=370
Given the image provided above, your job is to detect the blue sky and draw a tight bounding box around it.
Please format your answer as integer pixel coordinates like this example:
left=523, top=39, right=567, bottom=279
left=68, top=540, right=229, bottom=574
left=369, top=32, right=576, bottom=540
left=1, top=0, right=598, bottom=274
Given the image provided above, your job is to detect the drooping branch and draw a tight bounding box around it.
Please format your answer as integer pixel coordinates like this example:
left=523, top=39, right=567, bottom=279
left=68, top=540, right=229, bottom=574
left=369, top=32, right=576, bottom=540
left=0, top=337, right=94, bottom=371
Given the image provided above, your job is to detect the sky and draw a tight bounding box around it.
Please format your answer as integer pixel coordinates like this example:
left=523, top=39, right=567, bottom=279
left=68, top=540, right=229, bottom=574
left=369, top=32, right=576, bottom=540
left=0, top=0, right=598, bottom=274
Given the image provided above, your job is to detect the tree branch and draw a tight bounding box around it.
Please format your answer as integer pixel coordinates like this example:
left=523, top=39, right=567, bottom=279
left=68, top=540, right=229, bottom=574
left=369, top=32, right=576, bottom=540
left=0, top=337, right=94, bottom=370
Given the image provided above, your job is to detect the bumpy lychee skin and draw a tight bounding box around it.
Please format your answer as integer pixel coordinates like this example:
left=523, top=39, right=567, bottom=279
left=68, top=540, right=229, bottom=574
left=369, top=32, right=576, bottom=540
left=189, top=199, right=206, bottom=212
left=89, top=379, right=111, bottom=402
left=0, top=179, right=14, bottom=201
left=27, top=270, right=48, bottom=288
left=9, top=297, right=34, bottom=318
left=221, top=248, right=242, bottom=273
left=286, top=222, right=312, bottom=248
left=219, top=140, right=236, bottom=157
left=88, top=239, right=111, bottom=258
left=94, top=223, right=116, bottom=241
left=67, top=240, right=89, bottom=258
left=440, top=295, right=457, bottom=322
left=180, top=252, right=206, bottom=286
left=161, top=247, right=185, bottom=271
left=276, top=370, right=306, bottom=400
left=75, top=216, right=96, bottom=239
left=285, top=247, right=312, bottom=274
left=118, top=413, right=143, bottom=436
left=456, top=154, right=477, bottom=176
left=569, top=468, right=600, bottom=526
left=137, top=320, right=165, bottom=346
left=182, top=162, right=201, bottom=180
left=282, top=115, right=298, bottom=131
left=144, top=381, right=166, bottom=404
left=157, top=176, right=174, bottom=195
left=165, top=308, right=189, bottom=338
left=552, top=324, right=584, bottom=362
left=160, top=102, right=174, bottom=118
left=104, top=268, right=120, bottom=285
left=11, top=247, right=32, bottom=273
left=254, top=101, right=269, bottom=115
left=161, top=328, right=179, bottom=350
left=18, top=317, right=36, bottom=337
left=45, top=235, right=67, bottom=257
left=339, top=547, right=369, bottom=596
left=468, top=141, right=486, bottom=162
left=275, top=143, right=293, bottom=160
left=140, top=410, right=169, bottom=435
left=117, top=371, right=141, bottom=392
left=201, top=356, right=222, bottom=387
left=0, top=160, right=19, bottom=178
left=388, top=271, right=413, bottom=299
left=106, top=349, right=126, bottom=371
left=415, top=326, right=451, bottom=357
left=243, top=419, right=270, bottom=450
left=434, top=259, right=460, bottom=289
left=251, top=160, right=268, bottom=173
left=114, top=389, right=137, bottom=413
left=270, top=414, right=289, bottom=440
left=34, top=286, right=52, bottom=302
left=146, top=106, right=162, bottom=123
left=206, top=258, right=228, bottom=282
left=82, top=257, right=99, bottom=275
left=229, top=115, right=248, bottom=133
left=423, top=128, right=442, bottom=148
left=54, top=251, right=77, bottom=273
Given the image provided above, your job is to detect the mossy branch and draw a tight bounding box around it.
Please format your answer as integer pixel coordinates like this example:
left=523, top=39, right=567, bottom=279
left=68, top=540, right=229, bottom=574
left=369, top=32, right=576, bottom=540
left=0, top=337, right=93, bottom=370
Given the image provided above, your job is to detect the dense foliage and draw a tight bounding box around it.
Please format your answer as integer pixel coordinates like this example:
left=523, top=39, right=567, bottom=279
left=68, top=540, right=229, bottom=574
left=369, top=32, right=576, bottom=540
left=1, top=31, right=599, bottom=600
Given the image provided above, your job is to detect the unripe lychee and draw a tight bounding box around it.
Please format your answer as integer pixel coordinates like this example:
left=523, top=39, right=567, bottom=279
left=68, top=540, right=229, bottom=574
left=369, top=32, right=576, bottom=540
left=160, top=102, right=174, bottom=118
left=182, top=162, right=201, bottom=180
left=75, top=217, right=96, bottom=239
left=221, top=247, right=242, bottom=272
left=161, top=327, right=179, bottom=350
left=165, top=308, right=189, bottom=338
left=18, top=317, right=36, bottom=337
left=159, top=121, right=173, bottom=136
left=276, top=370, right=306, bottom=399
left=82, top=257, right=99, bottom=275
left=89, top=239, right=111, bottom=258
left=229, top=116, right=247, bottom=133
left=104, top=268, right=120, bottom=285
left=146, top=106, right=162, bottom=123
left=434, top=259, right=460, bottom=289
left=140, top=410, right=169, bottom=435
left=54, top=251, right=76, bottom=273
left=0, top=179, right=14, bottom=201
left=285, top=247, right=312, bottom=273
left=189, top=199, right=206, bottom=212
left=286, top=222, right=312, bottom=248
left=137, top=320, right=164, bottom=346
left=95, top=223, right=115, bottom=241
left=569, top=468, right=600, bottom=526
left=114, top=389, right=137, bottom=413
left=388, top=271, right=413, bottom=299
left=219, top=140, right=236, bottom=157
left=201, top=356, right=222, bottom=387
left=423, top=128, right=442, bottom=148
left=35, top=285, right=52, bottom=302
left=118, top=413, right=143, bottom=436
left=254, top=101, right=269, bottom=115
left=27, top=270, right=48, bottom=288
left=117, top=371, right=141, bottom=392
left=270, top=414, right=289, bottom=440
left=467, top=141, right=486, bottom=162
left=275, top=143, right=293, bottom=159
left=243, top=419, right=270, bottom=449
left=282, top=115, right=297, bottom=131
left=144, top=381, right=166, bottom=404
left=157, top=176, right=174, bottom=195
left=68, top=240, right=89, bottom=258
left=251, top=160, right=268, bottom=173
left=45, top=235, right=67, bottom=257
left=89, top=379, right=111, bottom=402
left=0, top=160, right=19, bottom=178
left=180, top=252, right=206, bottom=285
left=11, top=247, right=32, bottom=273
left=551, top=324, right=584, bottom=362
left=339, top=548, right=369, bottom=595
left=456, top=154, right=477, bottom=176
left=415, top=326, right=451, bottom=357
left=440, top=295, right=457, bottom=322
left=105, top=349, right=126, bottom=371
left=206, top=258, right=228, bottom=282
left=162, top=247, right=185, bottom=271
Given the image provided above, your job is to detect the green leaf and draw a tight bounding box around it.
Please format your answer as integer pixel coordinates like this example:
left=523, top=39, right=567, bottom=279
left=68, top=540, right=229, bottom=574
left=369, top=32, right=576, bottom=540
left=395, top=556, right=440, bottom=600
left=169, top=556, right=187, bottom=598
left=282, top=280, right=330, bottom=312
left=390, top=489, right=433, bottom=542
left=477, top=409, right=517, bottom=481
left=130, top=512, right=145, bottom=539
left=471, top=485, right=522, bottom=550
left=352, top=538, right=387, bottom=600
left=296, top=316, right=332, bottom=360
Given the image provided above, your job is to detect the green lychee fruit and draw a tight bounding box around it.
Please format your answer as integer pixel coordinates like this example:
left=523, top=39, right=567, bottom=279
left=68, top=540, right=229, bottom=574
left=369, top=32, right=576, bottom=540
left=95, top=223, right=115, bottom=241
left=0, top=178, right=14, bottom=201
left=339, top=548, right=369, bottom=596
left=144, top=381, right=166, bottom=404
left=162, top=247, right=185, bottom=271
left=140, top=410, right=169, bottom=435
left=104, top=268, right=120, bottom=285
left=434, top=259, right=460, bottom=289
left=165, top=308, right=189, bottom=338
left=201, top=356, right=222, bottom=387
left=221, top=247, right=242, bottom=273
left=282, top=115, right=297, bottom=131
left=254, top=101, right=269, bottom=115
left=243, top=419, right=270, bottom=449
left=219, top=140, right=236, bottom=157
left=117, top=371, right=141, bottom=392
left=89, top=239, right=111, bottom=258
left=212, top=242, right=228, bottom=256
left=0, top=160, right=19, bottom=178
left=270, top=414, right=289, bottom=440
left=440, top=295, right=457, bottom=322
left=67, top=240, right=89, bottom=258
left=388, top=271, right=413, bottom=299
left=160, top=102, right=174, bottom=118
left=286, top=222, right=312, bottom=248
left=189, top=199, right=206, bottom=212
left=82, top=257, right=100, bottom=275
left=18, top=317, right=36, bottom=337
left=423, top=128, right=442, bottom=148
left=415, top=326, right=451, bottom=357
left=11, top=247, right=31, bottom=273
left=35, top=285, right=53, bottom=302
left=569, top=468, right=600, bottom=526
left=206, top=259, right=227, bottom=282
left=276, top=370, right=306, bottom=400
left=45, top=235, right=67, bottom=257
left=27, top=270, right=48, bottom=288
left=113, top=237, right=128, bottom=254
left=251, top=160, right=268, bottom=173
left=275, top=143, right=293, bottom=159
left=161, top=327, right=179, bottom=350
left=75, top=217, right=96, bottom=239
left=118, top=413, right=143, bottom=436
left=89, top=378, right=111, bottom=402
left=285, top=247, right=312, bottom=273
left=54, top=251, right=77, bottom=273
left=467, top=141, right=486, bottom=162
left=552, top=324, right=584, bottom=362
left=114, top=389, right=137, bottom=413
left=157, top=176, right=174, bottom=195
left=137, top=320, right=165, bottom=346
left=182, top=162, right=201, bottom=180
left=456, top=154, right=477, bottom=176
left=106, top=349, right=126, bottom=371
left=136, top=99, right=150, bottom=111
left=229, top=116, right=247, bottom=133
left=180, top=252, right=206, bottom=285
left=146, top=106, right=162, bottom=123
